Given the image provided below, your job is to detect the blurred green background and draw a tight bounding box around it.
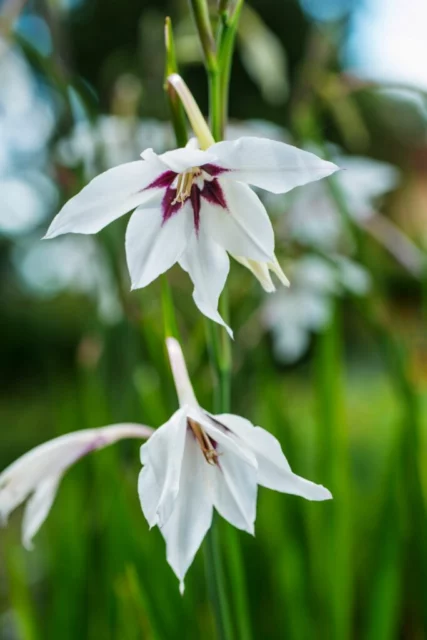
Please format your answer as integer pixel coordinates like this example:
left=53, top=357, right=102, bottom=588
left=1, top=0, right=427, bottom=638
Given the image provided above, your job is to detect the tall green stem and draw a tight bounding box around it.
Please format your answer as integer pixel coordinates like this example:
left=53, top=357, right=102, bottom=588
left=209, top=67, right=223, bottom=141
left=186, top=2, right=252, bottom=637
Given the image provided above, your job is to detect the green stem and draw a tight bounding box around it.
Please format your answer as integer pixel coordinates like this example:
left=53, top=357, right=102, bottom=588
left=216, top=0, right=244, bottom=139
left=204, top=518, right=235, bottom=640
left=189, top=0, right=217, bottom=70
left=205, top=296, right=252, bottom=640
left=209, top=66, right=223, bottom=142
left=164, top=17, right=188, bottom=148
left=314, top=304, right=352, bottom=639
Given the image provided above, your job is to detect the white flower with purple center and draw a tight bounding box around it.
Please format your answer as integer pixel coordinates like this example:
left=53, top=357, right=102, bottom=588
left=45, top=137, right=338, bottom=334
left=139, top=337, right=332, bottom=592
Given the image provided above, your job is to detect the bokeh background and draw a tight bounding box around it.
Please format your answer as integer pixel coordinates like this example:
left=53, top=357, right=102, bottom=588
left=1, top=0, right=427, bottom=638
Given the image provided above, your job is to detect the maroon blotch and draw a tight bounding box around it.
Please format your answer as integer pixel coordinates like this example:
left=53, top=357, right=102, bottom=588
left=190, top=184, right=201, bottom=232
left=145, top=170, right=177, bottom=191
left=202, top=163, right=230, bottom=177
left=162, top=188, right=182, bottom=224
left=201, top=179, right=228, bottom=209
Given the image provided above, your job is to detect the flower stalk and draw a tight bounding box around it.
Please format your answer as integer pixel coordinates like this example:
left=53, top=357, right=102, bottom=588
left=190, top=2, right=250, bottom=636
left=164, top=18, right=188, bottom=148
left=189, top=0, right=217, bottom=71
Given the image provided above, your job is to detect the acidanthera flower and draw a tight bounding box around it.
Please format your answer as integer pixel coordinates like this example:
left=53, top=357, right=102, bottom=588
left=139, top=337, right=332, bottom=593
left=45, top=136, right=338, bottom=334
left=0, top=423, right=153, bottom=549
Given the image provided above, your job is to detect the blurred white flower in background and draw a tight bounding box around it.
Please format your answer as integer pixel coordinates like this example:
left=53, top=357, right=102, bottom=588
left=259, top=153, right=397, bottom=365
left=0, top=173, right=57, bottom=236
left=263, top=255, right=370, bottom=364
left=0, top=41, right=57, bottom=237
left=56, top=116, right=176, bottom=177
left=285, top=155, right=400, bottom=251
left=14, top=236, right=122, bottom=324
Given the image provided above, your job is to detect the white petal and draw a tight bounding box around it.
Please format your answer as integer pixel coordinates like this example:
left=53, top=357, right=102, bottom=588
left=44, top=161, right=164, bottom=238
left=179, top=230, right=231, bottom=336
left=138, top=464, right=162, bottom=528
left=0, top=423, right=152, bottom=532
left=193, top=410, right=258, bottom=468
left=160, top=430, right=213, bottom=592
left=140, top=408, right=188, bottom=527
left=207, top=453, right=257, bottom=535
left=157, top=147, right=217, bottom=173
left=210, top=137, right=339, bottom=194
left=203, top=180, right=274, bottom=261
left=215, top=414, right=332, bottom=501
left=22, top=476, right=61, bottom=550
left=233, top=256, right=275, bottom=292
left=126, top=198, right=193, bottom=289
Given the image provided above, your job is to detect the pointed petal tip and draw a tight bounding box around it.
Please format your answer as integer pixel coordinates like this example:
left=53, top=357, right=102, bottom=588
left=179, top=581, right=185, bottom=596
left=328, top=162, right=341, bottom=176
left=22, top=537, right=34, bottom=552
left=42, top=227, right=59, bottom=240
left=309, top=485, right=333, bottom=501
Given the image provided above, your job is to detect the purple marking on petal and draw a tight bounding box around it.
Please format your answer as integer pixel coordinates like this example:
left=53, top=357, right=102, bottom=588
left=145, top=170, right=177, bottom=191
left=190, top=184, right=201, bottom=233
left=162, top=188, right=182, bottom=224
left=202, top=163, right=229, bottom=177
left=201, top=179, right=228, bottom=209
left=205, top=413, right=232, bottom=433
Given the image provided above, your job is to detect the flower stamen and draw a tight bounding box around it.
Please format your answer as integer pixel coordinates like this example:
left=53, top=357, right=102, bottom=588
left=172, top=169, right=201, bottom=205
left=187, top=418, right=219, bottom=466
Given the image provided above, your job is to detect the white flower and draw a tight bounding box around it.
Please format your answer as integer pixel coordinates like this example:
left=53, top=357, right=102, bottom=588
left=45, top=136, right=338, bottom=334
left=0, top=423, right=153, bottom=549
left=139, top=337, right=332, bottom=593
left=286, top=155, right=399, bottom=251
left=263, top=255, right=370, bottom=364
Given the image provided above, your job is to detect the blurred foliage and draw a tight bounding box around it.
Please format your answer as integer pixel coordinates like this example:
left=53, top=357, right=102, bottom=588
left=1, top=0, right=427, bottom=639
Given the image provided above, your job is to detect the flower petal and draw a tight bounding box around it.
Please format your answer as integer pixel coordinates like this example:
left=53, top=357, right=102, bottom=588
left=22, top=475, right=61, bottom=550
left=233, top=256, right=275, bottom=292
left=193, top=410, right=258, bottom=468
left=203, top=180, right=275, bottom=261
left=215, top=414, right=332, bottom=501
left=156, top=147, right=217, bottom=174
left=209, top=137, right=339, bottom=194
left=160, top=430, right=213, bottom=593
left=44, top=161, right=164, bottom=238
left=140, top=408, right=188, bottom=528
left=138, top=463, right=162, bottom=528
left=0, top=424, right=152, bottom=534
left=207, top=453, right=257, bottom=535
left=126, top=197, right=193, bottom=289
left=179, top=230, right=231, bottom=336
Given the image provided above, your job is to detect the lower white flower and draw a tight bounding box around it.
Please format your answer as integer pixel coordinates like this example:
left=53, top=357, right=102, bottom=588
left=139, top=338, right=332, bottom=593
left=0, top=423, right=153, bottom=549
